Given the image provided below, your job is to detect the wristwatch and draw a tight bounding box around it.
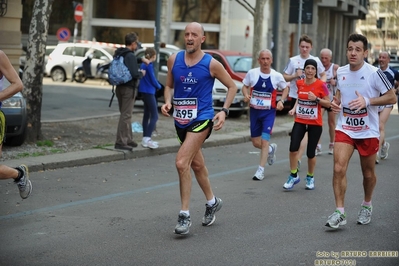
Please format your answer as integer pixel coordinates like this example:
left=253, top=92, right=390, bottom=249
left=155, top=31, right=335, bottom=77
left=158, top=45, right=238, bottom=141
left=221, top=108, right=229, bottom=116
left=316, top=97, right=320, bottom=103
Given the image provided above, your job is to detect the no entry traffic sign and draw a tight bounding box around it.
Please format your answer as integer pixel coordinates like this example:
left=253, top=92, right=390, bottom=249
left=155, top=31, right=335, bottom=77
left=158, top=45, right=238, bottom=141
left=74, top=3, right=83, bottom=23
left=245, top=25, right=250, bottom=39
left=56, top=27, right=71, bottom=42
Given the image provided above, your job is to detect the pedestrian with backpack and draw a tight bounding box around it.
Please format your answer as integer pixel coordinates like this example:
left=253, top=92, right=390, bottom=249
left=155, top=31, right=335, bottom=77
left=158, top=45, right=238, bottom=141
left=111, top=32, right=143, bottom=151
left=138, top=48, right=162, bottom=149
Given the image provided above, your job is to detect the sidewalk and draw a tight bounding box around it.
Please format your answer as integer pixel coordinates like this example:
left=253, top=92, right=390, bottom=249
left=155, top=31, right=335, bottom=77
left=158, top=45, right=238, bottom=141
left=6, top=121, right=294, bottom=173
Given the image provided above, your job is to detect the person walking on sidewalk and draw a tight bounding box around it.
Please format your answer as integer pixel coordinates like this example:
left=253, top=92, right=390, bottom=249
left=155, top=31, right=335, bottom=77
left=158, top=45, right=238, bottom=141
left=325, top=33, right=396, bottom=229
left=138, top=47, right=162, bottom=149
left=242, top=49, right=288, bottom=181
left=375, top=51, right=399, bottom=163
left=318, top=48, right=339, bottom=155
left=283, top=59, right=331, bottom=190
left=0, top=50, right=31, bottom=199
left=114, top=32, right=143, bottom=151
left=161, top=22, right=237, bottom=235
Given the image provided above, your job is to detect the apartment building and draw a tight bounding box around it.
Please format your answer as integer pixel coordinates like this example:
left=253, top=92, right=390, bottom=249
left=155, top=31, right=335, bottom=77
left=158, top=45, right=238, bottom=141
left=2, top=0, right=368, bottom=72
left=356, top=0, right=399, bottom=63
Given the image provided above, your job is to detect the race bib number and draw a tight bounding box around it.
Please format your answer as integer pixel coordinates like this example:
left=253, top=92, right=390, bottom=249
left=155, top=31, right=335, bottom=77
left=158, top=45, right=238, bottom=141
left=342, top=107, right=370, bottom=131
left=296, top=99, right=318, bottom=120
left=173, top=98, right=198, bottom=125
left=250, top=90, right=272, bottom=110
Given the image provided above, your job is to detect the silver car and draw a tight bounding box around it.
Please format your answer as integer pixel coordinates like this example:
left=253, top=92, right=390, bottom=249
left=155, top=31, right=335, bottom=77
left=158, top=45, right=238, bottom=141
left=212, top=79, right=248, bottom=118
left=45, top=43, right=115, bottom=82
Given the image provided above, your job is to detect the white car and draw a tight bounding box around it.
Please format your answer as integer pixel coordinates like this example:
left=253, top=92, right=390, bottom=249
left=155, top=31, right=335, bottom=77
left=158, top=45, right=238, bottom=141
left=212, top=79, right=248, bottom=118
left=45, top=43, right=115, bottom=82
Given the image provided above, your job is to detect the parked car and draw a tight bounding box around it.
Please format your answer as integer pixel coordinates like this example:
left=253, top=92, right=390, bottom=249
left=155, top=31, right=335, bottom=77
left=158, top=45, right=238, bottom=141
left=141, top=43, right=180, bottom=51
left=19, top=45, right=57, bottom=79
left=2, top=92, right=27, bottom=147
left=390, top=62, right=399, bottom=71
left=204, top=50, right=291, bottom=112
left=45, top=43, right=115, bottom=82
left=135, top=47, right=180, bottom=101
left=212, top=79, right=248, bottom=118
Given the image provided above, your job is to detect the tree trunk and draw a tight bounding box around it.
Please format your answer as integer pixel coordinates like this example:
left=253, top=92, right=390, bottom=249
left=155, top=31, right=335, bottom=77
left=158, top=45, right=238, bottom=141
left=252, top=0, right=266, bottom=68
left=23, top=0, right=54, bottom=143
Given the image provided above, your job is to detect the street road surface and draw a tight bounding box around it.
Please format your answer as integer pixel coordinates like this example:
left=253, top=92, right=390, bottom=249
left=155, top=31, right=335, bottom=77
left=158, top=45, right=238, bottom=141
left=1, top=82, right=398, bottom=265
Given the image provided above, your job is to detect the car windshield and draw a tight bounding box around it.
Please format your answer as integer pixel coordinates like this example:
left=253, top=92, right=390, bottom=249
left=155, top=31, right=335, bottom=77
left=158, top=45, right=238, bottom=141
left=225, top=56, right=252, bottom=73
left=103, top=47, right=116, bottom=57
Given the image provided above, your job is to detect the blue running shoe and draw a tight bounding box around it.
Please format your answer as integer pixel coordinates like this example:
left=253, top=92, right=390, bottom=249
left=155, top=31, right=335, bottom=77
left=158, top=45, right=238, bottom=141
left=283, top=174, right=300, bottom=189
left=305, top=175, right=315, bottom=190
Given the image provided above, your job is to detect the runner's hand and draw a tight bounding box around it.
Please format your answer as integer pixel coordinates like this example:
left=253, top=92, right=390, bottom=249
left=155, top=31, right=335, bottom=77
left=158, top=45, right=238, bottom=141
left=161, top=103, right=172, bottom=117
left=330, top=96, right=341, bottom=114
left=212, top=111, right=225, bottom=131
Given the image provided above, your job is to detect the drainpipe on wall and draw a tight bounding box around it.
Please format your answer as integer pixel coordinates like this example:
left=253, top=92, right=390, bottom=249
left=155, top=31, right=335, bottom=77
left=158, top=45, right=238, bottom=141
left=272, top=0, right=280, bottom=71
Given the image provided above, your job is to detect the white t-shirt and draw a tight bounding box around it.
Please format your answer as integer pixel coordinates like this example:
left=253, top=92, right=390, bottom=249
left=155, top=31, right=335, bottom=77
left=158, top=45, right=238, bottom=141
left=283, top=55, right=324, bottom=99
left=242, top=68, right=286, bottom=89
left=336, top=63, right=392, bottom=139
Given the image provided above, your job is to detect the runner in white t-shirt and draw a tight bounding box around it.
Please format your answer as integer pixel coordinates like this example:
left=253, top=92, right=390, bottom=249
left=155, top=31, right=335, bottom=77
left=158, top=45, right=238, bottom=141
left=283, top=35, right=326, bottom=171
left=325, top=34, right=397, bottom=229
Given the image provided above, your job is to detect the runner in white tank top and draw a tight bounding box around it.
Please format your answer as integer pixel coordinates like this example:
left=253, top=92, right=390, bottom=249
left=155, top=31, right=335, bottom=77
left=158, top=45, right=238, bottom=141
left=317, top=48, right=340, bottom=155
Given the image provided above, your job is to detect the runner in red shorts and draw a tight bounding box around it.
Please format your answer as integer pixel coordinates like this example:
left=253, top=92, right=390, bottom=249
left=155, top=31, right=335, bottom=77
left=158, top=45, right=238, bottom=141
left=325, top=34, right=397, bottom=229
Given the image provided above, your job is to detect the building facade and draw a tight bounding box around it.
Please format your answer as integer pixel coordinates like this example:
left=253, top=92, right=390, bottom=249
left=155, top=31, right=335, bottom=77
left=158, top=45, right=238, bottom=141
left=356, top=0, right=399, bottom=63
left=1, top=0, right=368, bottom=73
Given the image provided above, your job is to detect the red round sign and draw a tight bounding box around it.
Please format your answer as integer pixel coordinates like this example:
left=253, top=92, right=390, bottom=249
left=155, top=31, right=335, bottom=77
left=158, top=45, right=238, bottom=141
left=74, top=3, right=83, bottom=23
left=56, top=27, right=71, bottom=41
left=245, top=25, right=250, bottom=38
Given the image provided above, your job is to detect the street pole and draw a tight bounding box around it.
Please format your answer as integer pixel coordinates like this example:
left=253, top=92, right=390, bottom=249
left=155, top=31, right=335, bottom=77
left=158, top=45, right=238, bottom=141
left=297, top=0, right=303, bottom=55
left=272, top=0, right=280, bottom=70
left=154, top=0, right=161, bottom=79
left=72, top=22, right=77, bottom=82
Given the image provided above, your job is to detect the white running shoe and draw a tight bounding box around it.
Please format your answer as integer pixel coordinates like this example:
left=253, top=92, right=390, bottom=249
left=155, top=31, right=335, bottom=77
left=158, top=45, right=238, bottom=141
left=375, top=153, right=380, bottom=164
left=315, top=145, right=322, bottom=156
left=328, top=143, right=334, bottom=155
left=380, top=142, right=390, bottom=160
left=325, top=210, right=346, bottom=229
left=283, top=174, right=300, bottom=189
left=252, top=168, right=264, bottom=181
left=267, top=143, right=277, bottom=165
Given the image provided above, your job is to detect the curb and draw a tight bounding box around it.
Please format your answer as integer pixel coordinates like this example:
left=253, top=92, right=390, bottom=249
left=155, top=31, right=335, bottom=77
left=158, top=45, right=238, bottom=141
left=7, top=122, right=293, bottom=173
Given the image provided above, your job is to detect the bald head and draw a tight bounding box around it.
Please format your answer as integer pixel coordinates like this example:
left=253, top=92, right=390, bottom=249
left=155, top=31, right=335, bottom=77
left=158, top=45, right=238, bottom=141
left=185, top=22, right=204, bottom=36
left=184, top=22, right=205, bottom=54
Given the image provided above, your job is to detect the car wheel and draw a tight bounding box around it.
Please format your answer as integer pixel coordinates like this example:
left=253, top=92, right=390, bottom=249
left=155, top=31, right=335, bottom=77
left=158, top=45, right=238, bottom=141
left=51, top=67, right=66, bottom=82
left=229, top=110, right=243, bottom=118
left=5, top=127, right=27, bottom=147
left=73, top=69, right=87, bottom=83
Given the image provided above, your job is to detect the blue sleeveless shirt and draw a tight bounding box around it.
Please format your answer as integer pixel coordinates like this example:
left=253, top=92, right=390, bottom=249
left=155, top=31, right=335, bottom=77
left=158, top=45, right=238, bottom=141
left=172, top=51, right=214, bottom=128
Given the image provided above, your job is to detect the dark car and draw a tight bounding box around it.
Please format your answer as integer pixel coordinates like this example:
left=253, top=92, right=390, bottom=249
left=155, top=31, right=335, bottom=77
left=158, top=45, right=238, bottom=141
left=203, top=50, right=291, bottom=112
left=3, top=91, right=27, bottom=146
